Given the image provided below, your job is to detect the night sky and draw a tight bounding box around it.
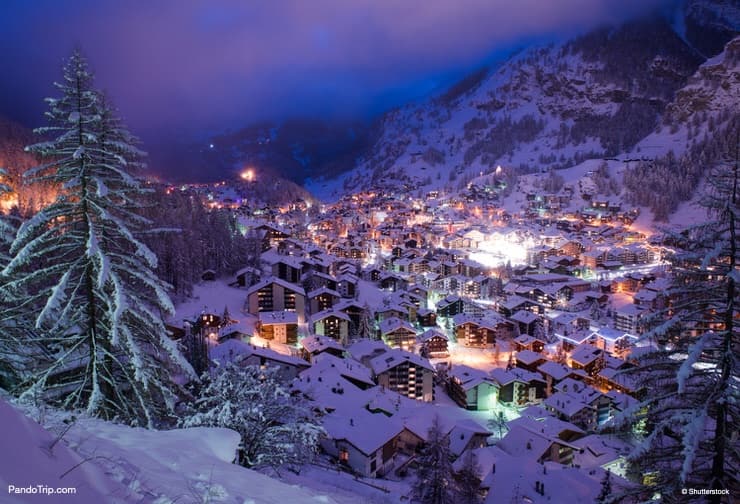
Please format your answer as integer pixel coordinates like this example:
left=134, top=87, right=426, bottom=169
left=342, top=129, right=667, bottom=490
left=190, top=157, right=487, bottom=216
left=0, top=0, right=673, bottom=171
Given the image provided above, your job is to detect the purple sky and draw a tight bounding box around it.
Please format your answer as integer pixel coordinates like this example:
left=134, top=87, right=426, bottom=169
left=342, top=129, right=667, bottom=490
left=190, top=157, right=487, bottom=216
left=1, top=0, right=672, bottom=138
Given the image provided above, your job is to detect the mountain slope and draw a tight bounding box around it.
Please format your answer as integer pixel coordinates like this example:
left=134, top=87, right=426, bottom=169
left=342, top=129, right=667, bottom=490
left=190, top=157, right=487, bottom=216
left=308, top=10, right=738, bottom=205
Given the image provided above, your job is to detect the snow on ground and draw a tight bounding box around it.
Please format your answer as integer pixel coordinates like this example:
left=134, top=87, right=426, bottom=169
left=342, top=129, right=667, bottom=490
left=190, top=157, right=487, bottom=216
left=0, top=398, right=119, bottom=504
left=3, top=397, right=340, bottom=504
left=432, top=341, right=510, bottom=373
left=355, top=279, right=389, bottom=307
left=171, top=279, right=253, bottom=327
left=609, top=291, right=636, bottom=310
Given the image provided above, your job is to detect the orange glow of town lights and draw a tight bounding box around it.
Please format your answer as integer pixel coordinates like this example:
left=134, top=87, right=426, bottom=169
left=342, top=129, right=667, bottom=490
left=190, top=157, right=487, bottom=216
left=240, top=169, right=255, bottom=182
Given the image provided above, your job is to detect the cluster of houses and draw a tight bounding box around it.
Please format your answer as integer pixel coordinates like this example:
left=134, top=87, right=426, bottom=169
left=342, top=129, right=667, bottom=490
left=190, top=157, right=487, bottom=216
left=167, top=184, right=677, bottom=502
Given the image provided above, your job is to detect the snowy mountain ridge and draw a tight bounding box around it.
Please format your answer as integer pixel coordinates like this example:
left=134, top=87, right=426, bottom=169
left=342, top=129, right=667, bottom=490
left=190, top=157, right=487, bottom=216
left=307, top=10, right=739, bottom=212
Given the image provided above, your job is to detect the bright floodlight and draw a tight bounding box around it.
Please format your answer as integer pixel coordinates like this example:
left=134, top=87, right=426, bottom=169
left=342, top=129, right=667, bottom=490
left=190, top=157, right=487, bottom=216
left=240, top=169, right=255, bottom=182
left=469, top=234, right=529, bottom=267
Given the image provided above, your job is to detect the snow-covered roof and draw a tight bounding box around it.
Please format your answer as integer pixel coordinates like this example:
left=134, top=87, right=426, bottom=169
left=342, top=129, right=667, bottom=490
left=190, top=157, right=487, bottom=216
left=378, top=316, right=416, bottom=335
left=322, top=406, right=404, bottom=457
left=543, top=391, right=593, bottom=417
left=570, top=344, right=603, bottom=366
left=211, top=339, right=308, bottom=369
left=368, top=348, right=434, bottom=375
left=293, top=366, right=366, bottom=411
left=481, top=458, right=605, bottom=503
left=259, top=311, right=298, bottom=325
left=314, top=353, right=375, bottom=386
left=591, top=327, right=636, bottom=342
left=245, top=276, right=306, bottom=296
left=500, top=295, right=537, bottom=310
left=496, top=425, right=561, bottom=460
left=512, top=405, right=585, bottom=439
left=300, top=335, right=344, bottom=354
left=451, top=445, right=510, bottom=481
left=537, top=361, right=580, bottom=381
left=309, top=309, right=351, bottom=324
left=449, top=364, right=492, bottom=391
left=490, top=367, right=544, bottom=386
left=604, top=389, right=639, bottom=412
left=209, top=338, right=254, bottom=363
left=346, top=339, right=391, bottom=361
left=510, top=310, right=540, bottom=324
left=514, top=334, right=546, bottom=346
left=449, top=419, right=492, bottom=457
left=571, top=434, right=631, bottom=469
left=418, top=328, right=449, bottom=343
left=515, top=349, right=547, bottom=365
left=615, top=303, right=646, bottom=317
left=453, top=313, right=505, bottom=330
left=307, top=286, right=342, bottom=299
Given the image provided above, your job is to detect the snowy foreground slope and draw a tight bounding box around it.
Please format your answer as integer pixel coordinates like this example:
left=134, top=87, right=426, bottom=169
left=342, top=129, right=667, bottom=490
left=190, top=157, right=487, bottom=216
left=0, top=398, right=337, bottom=504
left=0, top=399, right=114, bottom=503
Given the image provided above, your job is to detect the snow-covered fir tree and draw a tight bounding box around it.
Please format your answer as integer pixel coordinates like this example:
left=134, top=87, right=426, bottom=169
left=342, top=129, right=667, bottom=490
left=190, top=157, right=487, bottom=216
left=180, top=362, right=324, bottom=469
left=243, top=226, right=264, bottom=272
left=0, top=168, right=25, bottom=389
left=612, top=138, right=739, bottom=502
left=597, top=469, right=612, bottom=503
left=455, top=449, right=482, bottom=504
left=0, top=50, right=194, bottom=426
left=358, top=302, right=375, bottom=339
left=0, top=168, right=15, bottom=269
left=412, top=415, right=456, bottom=504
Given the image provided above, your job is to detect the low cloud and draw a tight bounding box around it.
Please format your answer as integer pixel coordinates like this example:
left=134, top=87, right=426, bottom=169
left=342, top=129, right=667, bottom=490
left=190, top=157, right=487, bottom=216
left=0, top=0, right=672, bottom=136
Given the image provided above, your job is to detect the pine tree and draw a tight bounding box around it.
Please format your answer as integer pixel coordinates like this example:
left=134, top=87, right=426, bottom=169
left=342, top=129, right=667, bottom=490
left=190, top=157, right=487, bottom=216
left=243, top=226, right=264, bottom=272
left=0, top=50, right=194, bottom=426
left=506, top=349, right=515, bottom=371
left=613, top=137, right=739, bottom=502
left=554, top=342, right=568, bottom=365
left=358, top=303, right=375, bottom=339
left=181, top=363, right=324, bottom=469
left=455, top=450, right=482, bottom=504
left=0, top=168, right=26, bottom=389
left=412, top=415, right=456, bottom=504
left=0, top=168, right=14, bottom=266
left=597, top=469, right=612, bottom=503
left=221, top=305, right=233, bottom=327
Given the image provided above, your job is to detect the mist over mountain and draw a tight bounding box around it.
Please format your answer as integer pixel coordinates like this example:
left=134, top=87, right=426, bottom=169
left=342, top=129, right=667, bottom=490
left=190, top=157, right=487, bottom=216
left=301, top=1, right=738, bottom=205
left=156, top=0, right=735, bottom=196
